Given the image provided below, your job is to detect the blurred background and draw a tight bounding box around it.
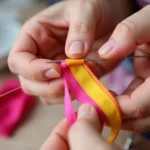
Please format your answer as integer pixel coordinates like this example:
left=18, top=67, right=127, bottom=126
left=0, top=0, right=132, bottom=149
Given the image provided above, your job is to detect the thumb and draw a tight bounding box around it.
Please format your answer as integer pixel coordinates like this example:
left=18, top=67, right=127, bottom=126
left=65, top=1, right=100, bottom=58
left=98, top=5, right=150, bottom=59
left=68, top=104, right=119, bottom=150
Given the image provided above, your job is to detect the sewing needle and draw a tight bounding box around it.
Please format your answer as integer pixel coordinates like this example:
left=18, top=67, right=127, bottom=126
left=0, top=55, right=149, bottom=98
left=49, top=55, right=150, bottom=63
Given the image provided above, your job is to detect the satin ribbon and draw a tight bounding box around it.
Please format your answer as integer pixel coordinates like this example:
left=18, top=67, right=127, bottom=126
left=61, top=59, right=122, bottom=142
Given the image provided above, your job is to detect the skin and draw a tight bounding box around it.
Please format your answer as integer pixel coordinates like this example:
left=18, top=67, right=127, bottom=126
left=98, top=5, right=150, bottom=133
left=40, top=104, right=120, bottom=150
left=8, top=0, right=132, bottom=104
left=8, top=0, right=150, bottom=148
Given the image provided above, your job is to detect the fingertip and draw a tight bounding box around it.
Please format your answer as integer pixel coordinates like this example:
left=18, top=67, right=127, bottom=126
left=77, top=104, right=103, bottom=131
left=98, top=40, right=135, bottom=59
left=43, top=61, right=62, bottom=80
left=98, top=40, right=115, bottom=58
left=65, top=41, right=90, bottom=59
left=28, top=59, right=62, bottom=81
left=77, top=104, right=98, bottom=120
left=44, top=68, right=61, bottom=79
left=98, top=21, right=138, bottom=59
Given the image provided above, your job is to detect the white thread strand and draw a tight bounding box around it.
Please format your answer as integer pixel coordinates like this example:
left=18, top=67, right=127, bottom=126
left=0, top=55, right=149, bottom=98
left=0, top=87, right=21, bottom=98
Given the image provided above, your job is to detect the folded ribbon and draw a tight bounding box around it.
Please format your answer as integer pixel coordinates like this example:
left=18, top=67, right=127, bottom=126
left=61, top=59, right=122, bottom=142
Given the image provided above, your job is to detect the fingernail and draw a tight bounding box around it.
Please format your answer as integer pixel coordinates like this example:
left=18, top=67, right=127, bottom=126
left=78, top=104, right=93, bottom=119
left=98, top=40, right=115, bottom=56
left=68, top=41, right=85, bottom=55
left=45, top=69, right=60, bottom=79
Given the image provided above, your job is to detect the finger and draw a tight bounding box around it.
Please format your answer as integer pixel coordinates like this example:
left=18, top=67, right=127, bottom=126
left=68, top=104, right=118, bottom=150
left=98, top=5, right=150, bottom=59
left=15, top=58, right=61, bottom=81
left=31, top=59, right=61, bottom=81
left=86, top=38, right=120, bottom=78
left=8, top=24, right=62, bottom=81
left=89, top=35, right=120, bottom=77
left=40, top=119, right=68, bottom=150
left=8, top=2, right=67, bottom=79
left=65, top=0, right=100, bottom=58
left=117, top=77, right=150, bottom=119
left=122, top=116, right=150, bottom=133
left=19, top=76, right=64, bottom=99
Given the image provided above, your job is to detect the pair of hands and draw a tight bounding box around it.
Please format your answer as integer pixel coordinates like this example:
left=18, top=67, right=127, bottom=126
left=8, top=0, right=150, bottom=148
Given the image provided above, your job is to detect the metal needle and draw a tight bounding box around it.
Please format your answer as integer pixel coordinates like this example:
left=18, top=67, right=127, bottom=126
left=0, top=55, right=149, bottom=98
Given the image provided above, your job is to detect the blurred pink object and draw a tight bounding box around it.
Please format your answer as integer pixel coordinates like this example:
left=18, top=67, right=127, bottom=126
left=136, top=0, right=150, bottom=7
left=0, top=79, right=36, bottom=137
left=103, top=61, right=135, bottom=95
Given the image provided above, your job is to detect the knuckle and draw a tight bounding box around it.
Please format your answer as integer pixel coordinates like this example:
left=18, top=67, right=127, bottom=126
left=115, top=20, right=135, bottom=37
left=24, top=18, right=50, bottom=45
left=70, top=22, right=94, bottom=34
left=80, top=0, right=96, bottom=13
left=70, top=1, right=99, bottom=35
left=23, top=17, right=37, bottom=29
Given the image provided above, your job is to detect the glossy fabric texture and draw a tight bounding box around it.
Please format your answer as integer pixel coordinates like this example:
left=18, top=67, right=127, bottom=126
left=61, top=59, right=122, bottom=142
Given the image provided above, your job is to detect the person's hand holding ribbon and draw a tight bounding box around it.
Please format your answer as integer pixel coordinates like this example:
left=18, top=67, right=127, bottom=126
left=40, top=104, right=120, bottom=150
left=99, top=5, right=150, bottom=133
left=8, top=0, right=132, bottom=104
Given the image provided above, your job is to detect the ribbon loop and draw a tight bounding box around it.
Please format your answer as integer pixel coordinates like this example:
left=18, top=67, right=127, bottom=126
left=61, top=59, right=122, bottom=142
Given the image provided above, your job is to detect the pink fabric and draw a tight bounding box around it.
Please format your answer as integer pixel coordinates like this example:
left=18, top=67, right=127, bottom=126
left=0, top=79, right=36, bottom=137
left=103, top=61, right=134, bottom=95
left=64, top=79, right=76, bottom=126
left=61, top=61, right=107, bottom=126
left=136, top=0, right=149, bottom=7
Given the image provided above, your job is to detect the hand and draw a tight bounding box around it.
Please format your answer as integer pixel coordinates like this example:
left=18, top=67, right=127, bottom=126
left=8, top=0, right=132, bottom=104
left=40, top=104, right=120, bottom=150
left=98, top=5, right=150, bottom=133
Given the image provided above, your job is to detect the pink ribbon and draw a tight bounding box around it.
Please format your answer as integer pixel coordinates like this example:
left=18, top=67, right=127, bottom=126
left=61, top=61, right=108, bottom=126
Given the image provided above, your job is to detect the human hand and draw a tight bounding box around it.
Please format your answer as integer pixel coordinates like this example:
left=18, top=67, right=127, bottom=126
left=40, top=104, right=120, bottom=150
left=98, top=5, right=150, bottom=133
left=8, top=0, right=132, bottom=104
